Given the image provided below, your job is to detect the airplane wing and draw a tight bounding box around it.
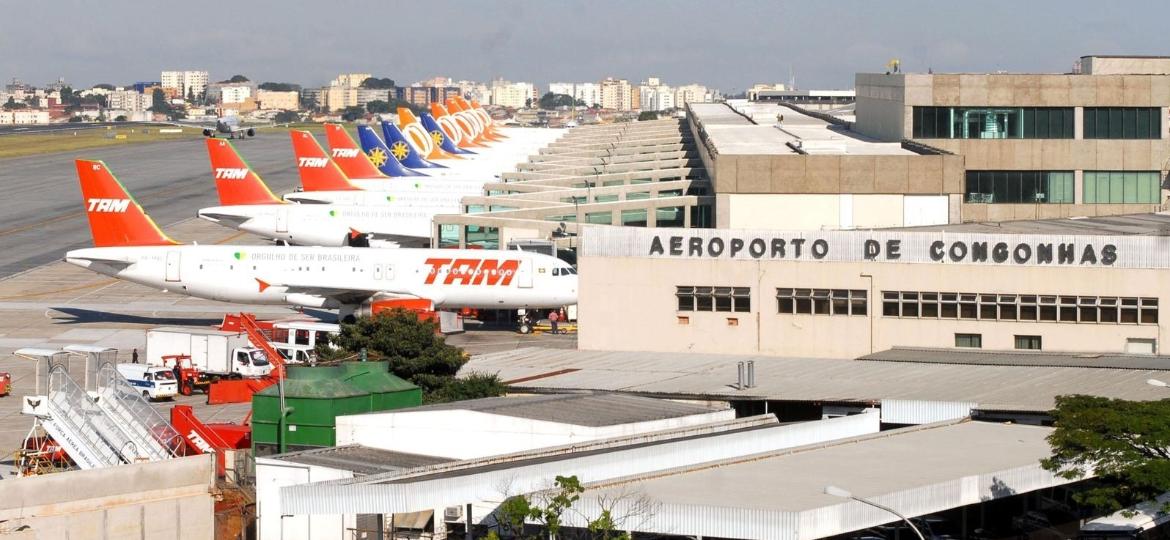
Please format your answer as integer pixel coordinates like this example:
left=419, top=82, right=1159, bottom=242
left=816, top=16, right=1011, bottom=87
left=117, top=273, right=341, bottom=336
left=358, top=231, right=431, bottom=249
left=254, top=277, right=429, bottom=306
left=63, top=253, right=135, bottom=270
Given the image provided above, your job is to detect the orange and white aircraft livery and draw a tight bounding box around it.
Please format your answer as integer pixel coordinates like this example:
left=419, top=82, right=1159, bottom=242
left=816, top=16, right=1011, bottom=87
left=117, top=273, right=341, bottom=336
left=65, top=159, right=578, bottom=320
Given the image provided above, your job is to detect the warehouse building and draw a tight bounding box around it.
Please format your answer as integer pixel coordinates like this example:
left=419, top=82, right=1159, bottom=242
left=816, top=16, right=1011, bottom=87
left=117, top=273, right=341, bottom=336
left=576, top=214, right=1170, bottom=358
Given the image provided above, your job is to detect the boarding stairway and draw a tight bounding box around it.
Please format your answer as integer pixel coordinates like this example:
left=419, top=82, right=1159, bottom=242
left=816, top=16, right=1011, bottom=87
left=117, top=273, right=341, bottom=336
left=19, top=347, right=179, bottom=470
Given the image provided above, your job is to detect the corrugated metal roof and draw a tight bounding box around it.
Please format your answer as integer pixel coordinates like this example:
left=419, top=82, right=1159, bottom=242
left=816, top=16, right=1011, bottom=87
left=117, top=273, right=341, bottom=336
left=862, top=347, right=1170, bottom=370
left=271, top=445, right=453, bottom=476
left=461, top=347, right=1170, bottom=411
left=384, top=393, right=729, bottom=427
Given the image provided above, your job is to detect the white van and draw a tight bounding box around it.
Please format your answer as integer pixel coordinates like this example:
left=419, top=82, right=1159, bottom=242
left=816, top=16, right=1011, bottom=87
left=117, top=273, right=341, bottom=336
left=273, top=343, right=316, bottom=365
left=116, top=363, right=178, bottom=401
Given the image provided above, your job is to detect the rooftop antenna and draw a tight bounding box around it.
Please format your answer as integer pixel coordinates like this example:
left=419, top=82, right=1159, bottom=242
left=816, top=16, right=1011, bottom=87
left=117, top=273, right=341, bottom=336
left=788, top=66, right=796, bottom=91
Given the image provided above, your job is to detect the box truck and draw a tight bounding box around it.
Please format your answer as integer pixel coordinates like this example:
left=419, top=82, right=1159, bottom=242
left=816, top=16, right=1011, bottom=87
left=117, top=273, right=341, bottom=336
left=146, top=327, right=273, bottom=379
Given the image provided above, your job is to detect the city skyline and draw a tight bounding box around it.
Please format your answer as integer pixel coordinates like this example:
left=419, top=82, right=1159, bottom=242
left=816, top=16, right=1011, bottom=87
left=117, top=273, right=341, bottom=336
left=3, top=0, right=1168, bottom=92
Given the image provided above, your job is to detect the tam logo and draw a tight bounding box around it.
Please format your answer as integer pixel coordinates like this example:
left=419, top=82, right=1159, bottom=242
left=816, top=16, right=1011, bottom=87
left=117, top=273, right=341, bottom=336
left=214, top=168, right=249, bottom=180
left=186, top=430, right=214, bottom=454
left=87, top=198, right=131, bottom=213
left=423, top=258, right=520, bottom=286
left=331, top=148, right=360, bottom=158
left=298, top=157, right=329, bottom=168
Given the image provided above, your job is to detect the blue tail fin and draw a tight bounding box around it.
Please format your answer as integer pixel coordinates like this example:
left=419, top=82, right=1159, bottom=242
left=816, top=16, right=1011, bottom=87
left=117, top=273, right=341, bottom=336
left=380, top=120, right=445, bottom=169
left=357, top=125, right=426, bottom=177
left=421, top=113, right=475, bottom=155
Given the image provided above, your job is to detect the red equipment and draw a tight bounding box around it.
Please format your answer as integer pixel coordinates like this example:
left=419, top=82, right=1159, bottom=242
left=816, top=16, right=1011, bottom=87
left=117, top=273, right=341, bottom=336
left=159, top=354, right=204, bottom=396
left=0, top=372, right=10, bottom=396
left=206, top=313, right=288, bottom=405
left=170, top=405, right=251, bottom=477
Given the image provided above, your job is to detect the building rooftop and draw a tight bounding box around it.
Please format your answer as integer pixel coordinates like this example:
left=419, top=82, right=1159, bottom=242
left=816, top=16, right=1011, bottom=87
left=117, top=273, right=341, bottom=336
left=584, top=420, right=1054, bottom=513
left=895, top=213, right=1170, bottom=236
left=862, top=347, right=1170, bottom=371
left=270, top=445, right=454, bottom=476
left=690, top=100, right=913, bottom=156
left=463, top=347, right=1170, bottom=412
left=385, top=393, right=730, bottom=427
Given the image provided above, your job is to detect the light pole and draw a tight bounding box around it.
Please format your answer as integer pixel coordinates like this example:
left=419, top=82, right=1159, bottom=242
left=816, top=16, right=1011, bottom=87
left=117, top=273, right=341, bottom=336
left=824, top=485, right=925, bottom=540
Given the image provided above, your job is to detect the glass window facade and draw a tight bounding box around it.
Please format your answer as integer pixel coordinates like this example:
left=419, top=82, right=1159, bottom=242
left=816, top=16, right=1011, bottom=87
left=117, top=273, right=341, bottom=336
left=1083, top=171, right=1161, bottom=204
left=585, top=211, right=612, bottom=225
left=955, top=334, right=982, bottom=348
left=677, top=286, right=750, bottom=312
left=621, top=209, right=647, bottom=227
left=1014, top=335, right=1042, bottom=350
left=690, top=205, right=713, bottom=228
left=913, top=107, right=1073, bottom=139
left=656, top=206, right=685, bottom=227
left=1083, top=107, right=1161, bottom=139
left=464, top=225, right=498, bottom=249
left=777, top=288, right=867, bottom=316
left=438, top=224, right=460, bottom=248
left=964, top=171, right=1073, bottom=203
left=882, top=290, right=1157, bottom=324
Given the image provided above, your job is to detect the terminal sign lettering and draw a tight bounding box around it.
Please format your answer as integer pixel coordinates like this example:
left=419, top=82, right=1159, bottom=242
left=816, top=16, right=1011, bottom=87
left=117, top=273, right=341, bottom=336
left=647, top=235, right=1118, bottom=266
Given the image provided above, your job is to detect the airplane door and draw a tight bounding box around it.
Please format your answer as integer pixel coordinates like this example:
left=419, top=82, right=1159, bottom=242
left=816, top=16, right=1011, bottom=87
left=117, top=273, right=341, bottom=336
left=517, top=258, right=533, bottom=289
left=373, top=264, right=383, bottom=280
left=276, top=208, right=288, bottom=233
left=165, top=251, right=181, bottom=282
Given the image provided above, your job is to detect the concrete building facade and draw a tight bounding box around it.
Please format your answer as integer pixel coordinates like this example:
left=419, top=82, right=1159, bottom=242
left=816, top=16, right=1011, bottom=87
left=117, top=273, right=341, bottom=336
left=491, top=80, right=536, bottom=108
left=600, top=77, right=633, bottom=111
left=854, top=57, right=1170, bottom=222
left=577, top=221, right=1170, bottom=359
left=256, top=89, right=299, bottom=110
left=160, top=70, right=207, bottom=99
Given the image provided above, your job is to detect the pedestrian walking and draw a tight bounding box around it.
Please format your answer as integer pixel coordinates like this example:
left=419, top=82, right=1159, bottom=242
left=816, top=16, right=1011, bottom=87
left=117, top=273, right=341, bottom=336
left=548, top=310, right=559, bottom=335
left=131, top=348, right=139, bottom=364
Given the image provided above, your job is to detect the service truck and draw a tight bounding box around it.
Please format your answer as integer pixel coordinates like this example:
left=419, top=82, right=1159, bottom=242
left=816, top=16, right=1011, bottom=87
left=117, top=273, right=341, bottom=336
left=146, top=327, right=273, bottom=379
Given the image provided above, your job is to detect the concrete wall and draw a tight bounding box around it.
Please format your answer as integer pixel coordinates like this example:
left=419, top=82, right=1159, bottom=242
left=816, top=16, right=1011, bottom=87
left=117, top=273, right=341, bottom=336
left=711, top=153, right=964, bottom=196
left=335, top=408, right=736, bottom=460
left=926, top=138, right=1170, bottom=171
left=854, top=73, right=911, bottom=141
left=256, top=458, right=354, bottom=540
left=0, top=455, right=216, bottom=540
left=1082, top=56, right=1170, bottom=75
left=579, top=257, right=1166, bottom=359
left=719, top=194, right=948, bottom=229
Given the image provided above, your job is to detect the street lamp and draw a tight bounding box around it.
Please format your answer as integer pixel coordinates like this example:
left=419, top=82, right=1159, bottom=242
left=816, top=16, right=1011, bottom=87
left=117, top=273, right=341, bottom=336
left=824, top=485, right=926, bottom=540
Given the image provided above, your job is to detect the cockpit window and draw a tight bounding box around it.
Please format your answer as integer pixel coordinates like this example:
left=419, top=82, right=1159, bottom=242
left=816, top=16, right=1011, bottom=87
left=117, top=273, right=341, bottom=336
left=552, top=267, right=577, bottom=277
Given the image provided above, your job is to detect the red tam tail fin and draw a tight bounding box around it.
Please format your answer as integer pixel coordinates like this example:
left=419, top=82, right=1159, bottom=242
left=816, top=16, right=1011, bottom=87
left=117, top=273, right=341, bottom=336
left=323, top=124, right=386, bottom=179
left=75, top=159, right=178, bottom=247
left=205, top=138, right=283, bottom=205
left=289, top=130, right=359, bottom=191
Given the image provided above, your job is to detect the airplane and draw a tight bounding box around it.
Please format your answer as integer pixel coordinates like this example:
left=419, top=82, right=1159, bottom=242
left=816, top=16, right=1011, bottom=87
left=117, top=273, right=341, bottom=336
left=180, top=116, right=257, bottom=139
left=398, top=107, right=462, bottom=161
left=65, top=159, right=578, bottom=322
left=324, top=123, right=423, bottom=178
left=199, top=138, right=453, bottom=248
left=286, top=130, right=487, bottom=205
left=379, top=119, right=445, bottom=169
left=423, top=106, right=479, bottom=155
left=356, top=123, right=427, bottom=177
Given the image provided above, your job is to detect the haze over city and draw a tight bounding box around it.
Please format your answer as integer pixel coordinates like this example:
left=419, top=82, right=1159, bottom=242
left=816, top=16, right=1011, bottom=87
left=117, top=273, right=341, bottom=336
left=3, top=0, right=1169, bottom=91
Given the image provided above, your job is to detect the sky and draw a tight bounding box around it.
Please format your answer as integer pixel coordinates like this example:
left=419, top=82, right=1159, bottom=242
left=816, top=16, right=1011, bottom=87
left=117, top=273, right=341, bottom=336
left=2, top=1, right=1168, bottom=93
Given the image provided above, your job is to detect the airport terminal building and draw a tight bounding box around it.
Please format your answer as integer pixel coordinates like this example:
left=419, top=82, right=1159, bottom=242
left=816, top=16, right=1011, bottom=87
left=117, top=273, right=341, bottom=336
left=577, top=215, right=1170, bottom=358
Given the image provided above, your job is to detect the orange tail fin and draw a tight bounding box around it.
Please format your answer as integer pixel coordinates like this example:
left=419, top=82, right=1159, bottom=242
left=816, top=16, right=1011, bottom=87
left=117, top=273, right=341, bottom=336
left=323, top=123, right=387, bottom=179
left=289, top=130, right=359, bottom=191
left=75, top=159, right=179, bottom=247
left=398, top=107, right=457, bottom=160
left=205, top=138, right=283, bottom=205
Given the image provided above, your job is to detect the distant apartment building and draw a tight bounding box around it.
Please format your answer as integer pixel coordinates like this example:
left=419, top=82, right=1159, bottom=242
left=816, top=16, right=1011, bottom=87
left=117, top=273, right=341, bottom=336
left=491, top=80, right=536, bottom=108
left=398, top=86, right=432, bottom=109
left=455, top=80, right=490, bottom=104
left=356, top=88, right=390, bottom=107
left=160, top=70, right=208, bottom=100
left=674, top=84, right=714, bottom=108
left=0, top=110, right=49, bottom=124
left=255, top=90, right=299, bottom=110
left=300, top=88, right=325, bottom=110
left=331, top=73, right=372, bottom=88
left=548, top=82, right=575, bottom=97
left=600, top=78, right=633, bottom=111
left=639, top=84, right=676, bottom=111
left=218, top=85, right=252, bottom=104
left=106, top=88, right=152, bottom=112
left=575, top=83, right=601, bottom=108
left=324, top=86, right=358, bottom=111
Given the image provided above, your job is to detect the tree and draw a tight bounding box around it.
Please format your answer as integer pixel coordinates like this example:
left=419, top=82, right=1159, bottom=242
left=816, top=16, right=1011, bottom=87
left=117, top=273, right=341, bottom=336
left=114, top=115, right=128, bottom=122
left=59, top=86, right=74, bottom=102
left=259, top=82, right=301, bottom=92
left=360, top=77, right=396, bottom=89
left=339, top=105, right=367, bottom=122
left=94, top=83, right=115, bottom=91
left=325, top=308, right=502, bottom=402
left=301, top=93, right=319, bottom=112
left=1042, top=395, right=1170, bottom=514
left=227, top=74, right=250, bottom=83
left=525, top=98, right=533, bottom=109
left=486, top=475, right=652, bottom=540
left=366, top=100, right=391, bottom=114
left=3, top=98, right=27, bottom=110
left=538, top=92, right=575, bottom=110
left=273, top=110, right=300, bottom=123
left=149, top=88, right=168, bottom=113
left=68, top=116, right=83, bottom=123
left=186, top=87, right=194, bottom=103
left=637, top=111, right=658, bottom=121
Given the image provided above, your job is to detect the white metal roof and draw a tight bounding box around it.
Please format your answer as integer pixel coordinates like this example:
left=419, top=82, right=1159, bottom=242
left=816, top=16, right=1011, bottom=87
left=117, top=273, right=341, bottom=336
left=462, top=347, right=1170, bottom=412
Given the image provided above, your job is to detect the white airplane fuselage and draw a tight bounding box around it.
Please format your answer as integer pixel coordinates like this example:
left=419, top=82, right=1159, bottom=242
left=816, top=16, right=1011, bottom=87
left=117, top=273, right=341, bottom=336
left=283, top=178, right=486, bottom=205
left=64, top=245, right=577, bottom=315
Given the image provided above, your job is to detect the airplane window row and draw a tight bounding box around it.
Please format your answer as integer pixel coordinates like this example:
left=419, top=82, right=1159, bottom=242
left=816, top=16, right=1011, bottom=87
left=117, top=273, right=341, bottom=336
left=552, top=267, right=577, bottom=276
